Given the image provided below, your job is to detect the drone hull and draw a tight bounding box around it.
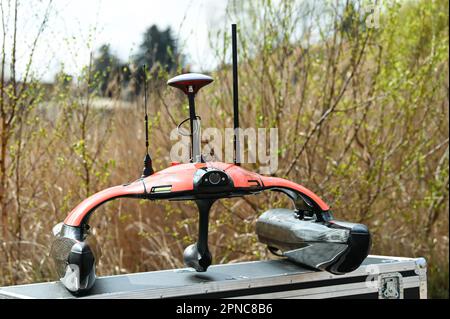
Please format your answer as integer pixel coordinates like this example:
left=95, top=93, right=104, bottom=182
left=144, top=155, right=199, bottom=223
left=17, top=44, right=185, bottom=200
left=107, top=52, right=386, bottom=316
left=256, top=208, right=371, bottom=274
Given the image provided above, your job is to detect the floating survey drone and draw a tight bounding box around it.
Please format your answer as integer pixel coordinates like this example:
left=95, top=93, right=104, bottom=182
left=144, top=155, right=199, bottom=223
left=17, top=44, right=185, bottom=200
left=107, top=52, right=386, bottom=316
left=51, top=24, right=371, bottom=294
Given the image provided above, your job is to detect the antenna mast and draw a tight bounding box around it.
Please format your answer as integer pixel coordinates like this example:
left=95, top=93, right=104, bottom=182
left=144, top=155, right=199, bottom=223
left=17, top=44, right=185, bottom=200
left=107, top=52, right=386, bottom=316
left=232, top=24, right=241, bottom=166
left=141, top=65, right=154, bottom=177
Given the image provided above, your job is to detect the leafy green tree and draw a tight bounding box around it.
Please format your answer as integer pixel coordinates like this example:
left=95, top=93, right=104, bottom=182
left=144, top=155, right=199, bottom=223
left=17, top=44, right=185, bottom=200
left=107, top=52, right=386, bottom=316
left=93, top=44, right=120, bottom=96
left=134, top=25, right=178, bottom=72
left=132, top=25, right=180, bottom=93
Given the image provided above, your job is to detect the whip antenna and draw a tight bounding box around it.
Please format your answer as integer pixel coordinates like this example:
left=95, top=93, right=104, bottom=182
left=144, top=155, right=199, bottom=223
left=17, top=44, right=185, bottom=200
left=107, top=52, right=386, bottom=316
left=232, top=24, right=241, bottom=166
left=141, top=64, right=154, bottom=177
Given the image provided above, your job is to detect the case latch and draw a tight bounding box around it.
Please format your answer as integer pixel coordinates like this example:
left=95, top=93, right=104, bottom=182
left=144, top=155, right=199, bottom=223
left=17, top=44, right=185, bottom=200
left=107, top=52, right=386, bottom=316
left=379, top=273, right=403, bottom=299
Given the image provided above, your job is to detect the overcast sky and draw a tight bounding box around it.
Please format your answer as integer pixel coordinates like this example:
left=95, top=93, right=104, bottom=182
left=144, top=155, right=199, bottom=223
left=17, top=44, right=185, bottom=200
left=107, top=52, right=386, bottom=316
left=7, top=0, right=229, bottom=82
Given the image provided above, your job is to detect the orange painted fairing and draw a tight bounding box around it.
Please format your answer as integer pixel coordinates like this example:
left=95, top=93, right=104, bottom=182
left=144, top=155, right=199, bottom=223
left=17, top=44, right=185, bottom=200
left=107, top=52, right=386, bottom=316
left=64, top=163, right=199, bottom=226
left=205, top=162, right=264, bottom=188
left=259, top=176, right=330, bottom=211
left=143, top=163, right=198, bottom=192
left=64, top=181, right=145, bottom=226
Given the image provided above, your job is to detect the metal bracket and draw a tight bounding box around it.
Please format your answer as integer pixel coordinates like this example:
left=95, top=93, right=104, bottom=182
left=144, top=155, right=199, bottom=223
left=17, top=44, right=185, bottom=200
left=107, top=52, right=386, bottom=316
left=379, top=272, right=403, bottom=299
left=415, top=257, right=427, bottom=299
